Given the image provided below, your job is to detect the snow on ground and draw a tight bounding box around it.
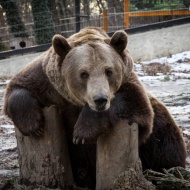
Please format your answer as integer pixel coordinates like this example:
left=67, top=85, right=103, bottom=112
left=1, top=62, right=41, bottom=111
left=0, top=51, right=190, bottom=187
left=135, top=51, right=190, bottom=129
left=141, top=51, right=190, bottom=65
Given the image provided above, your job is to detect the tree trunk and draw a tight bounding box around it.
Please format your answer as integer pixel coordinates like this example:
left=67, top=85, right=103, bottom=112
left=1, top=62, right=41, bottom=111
left=96, top=122, right=155, bottom=190
left=0, top=0, right=28, bottom=37
left=15, top=105, right=73, bottom=188
left=31, top=0, right=54, bottom=44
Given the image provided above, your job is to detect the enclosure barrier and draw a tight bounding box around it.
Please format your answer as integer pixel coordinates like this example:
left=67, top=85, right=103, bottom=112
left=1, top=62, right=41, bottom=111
left=0, top=16, right=189, bottom=60
left=103, top=0, right=190, bottom=32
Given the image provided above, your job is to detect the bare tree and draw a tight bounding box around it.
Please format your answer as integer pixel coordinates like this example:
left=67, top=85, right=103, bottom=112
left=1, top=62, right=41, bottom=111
left=31, top=0, right=55, bottom=44
left=182, top=0, right=189, bottom=8
left=0, top=0, right=28, bottom=37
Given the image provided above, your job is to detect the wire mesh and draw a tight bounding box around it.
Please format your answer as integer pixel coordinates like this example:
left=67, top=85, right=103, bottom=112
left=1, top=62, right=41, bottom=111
left=0, top=0, right=189, bottom=51
left=128, top=0, right=189, bottom=29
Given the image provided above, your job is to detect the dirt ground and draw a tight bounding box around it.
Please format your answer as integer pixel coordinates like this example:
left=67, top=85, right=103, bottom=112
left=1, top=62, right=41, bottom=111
left=0, top=52, right=189, bottom=189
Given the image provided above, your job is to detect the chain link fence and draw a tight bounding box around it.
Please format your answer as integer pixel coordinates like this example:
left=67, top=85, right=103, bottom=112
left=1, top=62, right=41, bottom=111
left=0, top=0, right=189, bottom=52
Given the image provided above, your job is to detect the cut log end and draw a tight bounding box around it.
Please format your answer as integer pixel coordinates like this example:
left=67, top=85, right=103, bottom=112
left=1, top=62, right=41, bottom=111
left=15, top=105, right=73, bottom=188
left=96, top=121, right=155, bottom=190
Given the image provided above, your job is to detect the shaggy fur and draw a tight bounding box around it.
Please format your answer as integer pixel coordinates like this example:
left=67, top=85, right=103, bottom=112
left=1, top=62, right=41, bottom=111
left=3, top=27, right=186, bottom=189
left=139, top=95, right=186, bottom=171
left=74, top=72, right=154, bottom=145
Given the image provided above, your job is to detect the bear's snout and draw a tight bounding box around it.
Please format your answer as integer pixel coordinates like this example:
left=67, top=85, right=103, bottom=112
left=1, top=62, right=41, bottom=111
left=93, top=94, right=108, bottom=111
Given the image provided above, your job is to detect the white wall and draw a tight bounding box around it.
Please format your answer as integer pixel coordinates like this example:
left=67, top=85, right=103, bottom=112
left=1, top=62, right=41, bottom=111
left=128, top=23, right=190, bottom=62
left=0, top=52, right=42, bottom=78
left=0, top=23, right=189, bottom=78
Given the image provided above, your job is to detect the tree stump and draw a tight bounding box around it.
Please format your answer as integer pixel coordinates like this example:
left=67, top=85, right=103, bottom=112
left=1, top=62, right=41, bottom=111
left=15, top=105, right=73, bottom=188
left=15, top=106, right=155, bottom=189
left=96, top=121, right=155, bottom=190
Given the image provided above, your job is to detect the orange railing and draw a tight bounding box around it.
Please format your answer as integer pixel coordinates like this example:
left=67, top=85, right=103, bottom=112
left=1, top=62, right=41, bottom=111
left=103, top=0, right=190, bottom=32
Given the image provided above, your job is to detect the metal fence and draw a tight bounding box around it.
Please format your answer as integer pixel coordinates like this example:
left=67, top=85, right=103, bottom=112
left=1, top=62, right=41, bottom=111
left=0, top=0, right=189, bottom=52
left=106, top=0, right=190, bottom=31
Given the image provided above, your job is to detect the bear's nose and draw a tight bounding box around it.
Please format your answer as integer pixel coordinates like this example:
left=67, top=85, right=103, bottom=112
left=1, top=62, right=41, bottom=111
left=93, top=94, right=108, bottom=110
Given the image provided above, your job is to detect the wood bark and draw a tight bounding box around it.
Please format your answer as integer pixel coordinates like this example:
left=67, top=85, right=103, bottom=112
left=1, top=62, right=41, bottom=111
left=15, top=105, right=73, bottom=188
left=16, top=105, right=155, bottom=189
left=96, top=122, right=155, bottom=190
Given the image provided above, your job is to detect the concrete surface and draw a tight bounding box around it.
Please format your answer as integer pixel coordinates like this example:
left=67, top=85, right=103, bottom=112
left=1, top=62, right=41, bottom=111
left=0, top=52, right=42, bottom=78
left=0, top=23, right=189, bottom=78
left=128, top=23, right=190, bottom=62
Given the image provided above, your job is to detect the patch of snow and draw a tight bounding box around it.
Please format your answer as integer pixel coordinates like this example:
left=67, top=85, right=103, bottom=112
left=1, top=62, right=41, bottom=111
left=172, top=73, right=190, bottom=79
left=1, top=125, right=14, bottom=129
left=171, top=63, right=190, bottom=72
left=167, top=51, right=190, bottom=63
left=141, top=51, right=190, bottom=64
left=141, top=51, right=190, bottom=65
left=0, top=89, right=5, bottom=93
left=183, top=130, right=190, bottom=136
left=168, top=105, right=190, bottom=115
left=175, top=79, right=190, bottom=85
left=139, top=75, right=165, bottom=82
left=0, top=170, right=17, bottom=175
left=0, top=80, right=10, bottom=85
left=0, top=137, right=17, bottom=151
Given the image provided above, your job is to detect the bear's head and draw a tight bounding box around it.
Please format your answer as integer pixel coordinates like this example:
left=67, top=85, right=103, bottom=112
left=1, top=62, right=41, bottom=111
left=52, top=28, right=133, bottom=112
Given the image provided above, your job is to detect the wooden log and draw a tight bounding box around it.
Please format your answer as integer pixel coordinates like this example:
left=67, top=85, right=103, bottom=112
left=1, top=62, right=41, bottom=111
left=15, top=105, right=73, bottom=188
left=96, top=122, right=155, bottom=190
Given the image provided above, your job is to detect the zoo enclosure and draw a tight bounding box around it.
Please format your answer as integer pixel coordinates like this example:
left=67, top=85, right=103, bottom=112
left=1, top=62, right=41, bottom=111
left=103, top=0, right=190, bottom=31
left=0, top=0, right=189, bottom=52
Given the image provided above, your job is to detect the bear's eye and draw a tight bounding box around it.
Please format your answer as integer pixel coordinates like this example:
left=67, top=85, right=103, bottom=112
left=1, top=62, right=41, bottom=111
left=105, top=69, right=113, bottom=77
left=80, top=72, right=89, bottom=79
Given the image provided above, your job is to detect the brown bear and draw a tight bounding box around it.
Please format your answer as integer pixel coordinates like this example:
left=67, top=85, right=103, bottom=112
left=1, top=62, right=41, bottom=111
left=3, top=27, right=186, bottom=188
left=74, top=93, right=186, bottom=172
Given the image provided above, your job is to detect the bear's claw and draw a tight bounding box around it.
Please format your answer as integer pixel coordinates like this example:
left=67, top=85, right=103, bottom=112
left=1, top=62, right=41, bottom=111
left=34, top=128, right=44, bottom=137
left=73, top=138, right=85, bottom=145
left=73, top=138, right=78, bottom=144
left=73, top=131, right=97, bottom=144
left=16, top=117, right=44, bottom=137
left=82, top=139, right=85, bottom=144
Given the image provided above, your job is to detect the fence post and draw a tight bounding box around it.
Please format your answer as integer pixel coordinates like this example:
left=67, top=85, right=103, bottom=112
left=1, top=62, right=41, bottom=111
left=75, top=0, right=81, bottom=32
left=103, top=9, right=108, bottom=32
left=124, top=0, right=130, bottom=28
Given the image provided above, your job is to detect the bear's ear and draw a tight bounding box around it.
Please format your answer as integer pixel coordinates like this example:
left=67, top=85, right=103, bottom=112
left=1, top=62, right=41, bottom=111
left=110, top=30, right=128, bottom=53
left=52, top=34, right=71, bottom=57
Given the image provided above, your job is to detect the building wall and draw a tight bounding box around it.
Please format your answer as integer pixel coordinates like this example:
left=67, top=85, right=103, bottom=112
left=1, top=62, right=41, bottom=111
left=128, top=23, right=190, bottom=62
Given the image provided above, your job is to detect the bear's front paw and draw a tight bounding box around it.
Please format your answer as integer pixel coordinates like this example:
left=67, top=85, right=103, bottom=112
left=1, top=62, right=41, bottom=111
left=4, top=88, right=45, bottom=137
left=15, top=111, right=45, bottom=136
left=73, top=125, right=99, bottom=144
left=73, top=104, right=110, bottom=144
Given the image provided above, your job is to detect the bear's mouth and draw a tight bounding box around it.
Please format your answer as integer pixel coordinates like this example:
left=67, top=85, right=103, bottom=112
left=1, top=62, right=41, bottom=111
left=87, top=102, right=110, bottom=112
left=95, top=105, right=108, bottom=112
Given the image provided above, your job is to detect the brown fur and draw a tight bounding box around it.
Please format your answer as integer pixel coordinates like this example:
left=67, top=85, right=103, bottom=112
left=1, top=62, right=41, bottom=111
left=4, top=27, right=130, bottom=134
left=139, top=95, right=186, bottom=171
left=3, top=57, right=68, bottom=135
left=44, top=28, right=133, bottom=110
left=74, top=72, right=154, bottom=145
left=3, top=27, right=186, bottom=188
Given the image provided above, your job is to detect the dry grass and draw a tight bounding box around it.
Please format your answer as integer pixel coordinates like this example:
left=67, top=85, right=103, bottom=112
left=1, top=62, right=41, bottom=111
left=141, top=62, right=171, bottom=76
